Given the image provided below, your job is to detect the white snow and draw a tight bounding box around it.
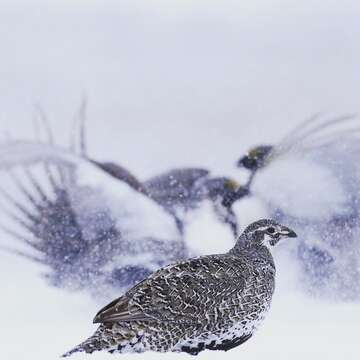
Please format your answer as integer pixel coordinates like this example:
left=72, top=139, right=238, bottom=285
left=185, top=200, right=235, bottom=256
left=1, top=1, right=360, bottom=360
left=253, top=155, right=349, bottom=219
left=1, top=238, right=360, bottom=360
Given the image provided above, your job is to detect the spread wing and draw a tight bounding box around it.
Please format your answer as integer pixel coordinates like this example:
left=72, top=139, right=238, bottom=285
left=93, top=254, right=250, bottom=325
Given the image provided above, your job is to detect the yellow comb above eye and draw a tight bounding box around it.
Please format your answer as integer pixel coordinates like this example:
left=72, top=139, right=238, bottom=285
left=248, top=147, right=261, bottom=158
left=225, top=179, right=240, bottom=190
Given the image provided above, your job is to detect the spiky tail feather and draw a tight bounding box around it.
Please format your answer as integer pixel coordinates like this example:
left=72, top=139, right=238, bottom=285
left=62, top=331, right=111, bottom=357
left=61, top=346, right=84, bottom=357
left=62, top=325, right=112, bottom=357
left=62, top=341, right=101, bottom=358
left=61, top=324, right=144, bottom=357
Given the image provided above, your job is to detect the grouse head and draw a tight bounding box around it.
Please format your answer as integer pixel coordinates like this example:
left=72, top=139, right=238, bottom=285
left=241, top=219, right=297, bottom=248
left=237, top=145, right=273, bottom=171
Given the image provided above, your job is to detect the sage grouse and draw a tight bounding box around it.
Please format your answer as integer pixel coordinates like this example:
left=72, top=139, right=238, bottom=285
left=0, top=115, right=248, bottom=296
left=236, top=114, right=360, bottom=299
left=71, top=114, right=248, bottom=236
left=63, top=219, right=297, bottom=357
left=0, top=140, right=186, bottom=297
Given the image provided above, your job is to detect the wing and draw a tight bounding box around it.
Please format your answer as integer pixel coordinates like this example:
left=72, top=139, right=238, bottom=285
left=93, top=254, right=249, bottom=325
left=144, top=168, right=210, bottom=210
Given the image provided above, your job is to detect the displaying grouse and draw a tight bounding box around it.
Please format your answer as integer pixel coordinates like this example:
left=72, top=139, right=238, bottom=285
left=0, top=142, right=186, bottom=297
left=63, top=219, right=297, bottom=356
left=74, top=112, right=248, bottom=236
left=0, top=114, right=248, bottom=296
left=236, top=115, right=360, bottom=299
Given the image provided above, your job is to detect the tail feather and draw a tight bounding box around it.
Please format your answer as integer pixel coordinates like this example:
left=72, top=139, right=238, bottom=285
left=33, top=103, right=55, bottom=144
left=0, top=186, right=38, bottom=225
left=62, top=332, right=115, bottom=357
left=62, top=344, right=86, bottom=358
left=62, top=324, right=144, bottom=357
left=62, top=338, right=107, bottom=358
left=24, top=167, right=51, bottom=203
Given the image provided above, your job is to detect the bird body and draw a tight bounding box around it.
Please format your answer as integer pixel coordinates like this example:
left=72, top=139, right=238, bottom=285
left=63, top=219, right=296, bottom=356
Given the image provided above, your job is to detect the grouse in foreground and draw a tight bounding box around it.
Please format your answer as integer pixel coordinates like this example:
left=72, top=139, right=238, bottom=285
left=63, top=219, right=297, bottom=356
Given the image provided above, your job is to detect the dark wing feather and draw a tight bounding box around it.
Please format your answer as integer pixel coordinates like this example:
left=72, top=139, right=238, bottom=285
left=94, top=296, right=151, bottom=323
left=144, top=168, right=210, bottom=210
left=93, top=254, right=249, bottom=325
left=90, top=160, right=148, bottom=195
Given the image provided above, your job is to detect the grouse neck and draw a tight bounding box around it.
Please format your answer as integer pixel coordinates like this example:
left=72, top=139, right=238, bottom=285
left=229, top=237, right=275, bottom=271
left=229, top=233, right=269, bottom=256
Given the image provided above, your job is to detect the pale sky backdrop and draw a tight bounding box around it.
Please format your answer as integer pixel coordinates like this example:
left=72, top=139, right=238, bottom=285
left=1, top=0, right=360, bottom=177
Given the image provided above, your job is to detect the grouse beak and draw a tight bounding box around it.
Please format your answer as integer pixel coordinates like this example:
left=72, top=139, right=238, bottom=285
left=281, top=227, right=297, bottom=238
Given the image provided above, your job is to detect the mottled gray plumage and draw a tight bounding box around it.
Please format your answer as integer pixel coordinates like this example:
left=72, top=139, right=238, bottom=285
left=63, top=219, right=296, bottom=356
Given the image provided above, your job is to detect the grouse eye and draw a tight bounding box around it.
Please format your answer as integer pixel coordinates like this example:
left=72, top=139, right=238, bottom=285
left=267, top=227, right=276, bottom=234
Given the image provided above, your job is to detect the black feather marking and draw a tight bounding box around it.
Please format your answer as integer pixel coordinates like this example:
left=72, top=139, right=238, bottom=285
left=206, top=333, right=253, bottom=351
left=181, top=342, right=205, bottom=355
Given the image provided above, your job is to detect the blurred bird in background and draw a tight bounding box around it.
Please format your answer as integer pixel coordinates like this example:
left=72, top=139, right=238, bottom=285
left=69, top=106, right=248, bottom=237
left=236, top=114, right=360, bottom=300
left=0, top=113, right=184, bottom=298
left=0, top=107, right=248, bottom=299
left=1, top=111, right=360, bottom=301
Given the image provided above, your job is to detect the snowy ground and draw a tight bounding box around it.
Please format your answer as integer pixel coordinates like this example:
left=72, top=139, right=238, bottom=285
left=2, top=245, right=360, bottom=360
left=1, top=1, right=360, bottom=359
